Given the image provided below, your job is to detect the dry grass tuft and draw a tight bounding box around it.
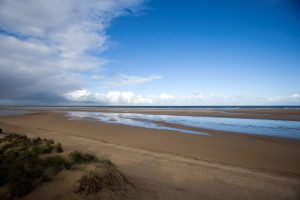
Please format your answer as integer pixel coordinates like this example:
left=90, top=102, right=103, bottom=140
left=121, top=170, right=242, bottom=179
left=74, top=160, right=128, bottom=196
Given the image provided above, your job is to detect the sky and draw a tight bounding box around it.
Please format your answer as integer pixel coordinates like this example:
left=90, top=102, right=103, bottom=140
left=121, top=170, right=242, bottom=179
left=0, top=0, right=299, bottom=105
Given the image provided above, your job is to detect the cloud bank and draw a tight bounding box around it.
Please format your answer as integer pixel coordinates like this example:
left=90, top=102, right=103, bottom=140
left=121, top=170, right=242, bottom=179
left=0, top=0, right=143, bottom=102
left=0, top=0, right=299, bottom=106
left=63, top=89, right=300, bottom=105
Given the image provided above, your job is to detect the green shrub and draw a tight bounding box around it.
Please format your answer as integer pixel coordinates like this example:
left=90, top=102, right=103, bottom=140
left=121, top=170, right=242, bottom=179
left=46, top=139, right=54, bottom=146
left=8, top=162, right=44, bottom=197
left=54, top=143, right=63, bottom=153
left=30, top=146, right=41, bottom=155
left=39, top=144, right=53, bottom=154
left=63, top=161, right=73, bottom=170
left=69, top=151, right=98, bottom=164
left=32, top=137, right=42, bottom=145
left=42, top=167, right=56, bottom=181
left=42, top=156, right=67, bottom=173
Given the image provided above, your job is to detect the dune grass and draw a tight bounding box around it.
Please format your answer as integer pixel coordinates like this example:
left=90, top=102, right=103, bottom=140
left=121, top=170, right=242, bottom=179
left=69, top=151, right=99, bottom=163
left=0, top=132, right=69, bottom=198
left=0, top=130, right=118, bottom=199
left=74, top=160, right=129, bottom=196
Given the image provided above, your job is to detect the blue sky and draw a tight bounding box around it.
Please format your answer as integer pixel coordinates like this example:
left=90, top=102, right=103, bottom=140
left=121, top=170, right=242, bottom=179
left=0, top=0, right=300, bottom=105
left=103, top=0, right=300, bottom=95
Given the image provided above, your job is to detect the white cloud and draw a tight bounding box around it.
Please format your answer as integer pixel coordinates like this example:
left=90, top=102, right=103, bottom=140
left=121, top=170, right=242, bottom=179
left=0, top=0, right=143, bottom=101
left=63, top=90, right=300, bottom=105
left=101, top=74, right=163, bottom=87
left=64, top=89, right=91, bottom=102
left=64, top=90, right=152, bottom=104
left=265, top=93, right=300, bottom=103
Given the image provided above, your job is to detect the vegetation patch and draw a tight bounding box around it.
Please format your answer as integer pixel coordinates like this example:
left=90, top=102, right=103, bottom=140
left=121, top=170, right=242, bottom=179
left=69, top=151, right=99, bottom=164
left=0, top=130, right=124, bottom=199
left=0, top=132, right=69, bottom=199
left=74, top=160, right=128, bottom=196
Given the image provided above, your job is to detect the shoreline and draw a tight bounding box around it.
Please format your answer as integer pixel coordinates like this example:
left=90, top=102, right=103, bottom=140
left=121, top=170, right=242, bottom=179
left=13, top=107, right=300, bottom=121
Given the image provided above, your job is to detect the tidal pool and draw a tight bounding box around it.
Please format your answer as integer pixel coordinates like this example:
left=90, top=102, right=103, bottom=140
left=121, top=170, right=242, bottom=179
left=66, top=112, right=300, bottom=140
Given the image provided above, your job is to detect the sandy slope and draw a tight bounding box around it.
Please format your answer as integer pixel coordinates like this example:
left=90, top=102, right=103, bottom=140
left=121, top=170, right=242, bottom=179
left=0, top=111, right=300, bottom=199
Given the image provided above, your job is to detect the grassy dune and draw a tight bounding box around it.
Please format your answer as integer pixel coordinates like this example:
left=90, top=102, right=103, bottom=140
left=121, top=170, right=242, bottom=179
left=0, top=129, right=128, bottom=199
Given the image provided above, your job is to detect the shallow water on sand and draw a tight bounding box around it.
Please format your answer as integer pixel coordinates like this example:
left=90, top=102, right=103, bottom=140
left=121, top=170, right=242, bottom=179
left=66, top=112, right=300, bottom=140
left=67, top=111, right=208, bottom=136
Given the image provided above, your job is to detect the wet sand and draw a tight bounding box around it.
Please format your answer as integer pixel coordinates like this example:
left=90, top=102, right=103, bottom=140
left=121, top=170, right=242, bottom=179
left=0, top=110, right=300, bottom=199
left=40, top=107, right=300, bottom=121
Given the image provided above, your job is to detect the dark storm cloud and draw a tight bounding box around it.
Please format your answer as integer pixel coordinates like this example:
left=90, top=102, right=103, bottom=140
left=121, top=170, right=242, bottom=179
left=0, top=0, right=143, bottom=104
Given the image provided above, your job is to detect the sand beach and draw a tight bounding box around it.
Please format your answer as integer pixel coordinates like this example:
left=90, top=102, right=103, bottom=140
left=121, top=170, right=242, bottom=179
left=0, top=108, right=299, bottom=199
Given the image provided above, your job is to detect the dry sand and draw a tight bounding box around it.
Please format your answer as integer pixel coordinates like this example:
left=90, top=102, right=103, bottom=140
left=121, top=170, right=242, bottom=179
left=0, top=110, right=300, bottom=199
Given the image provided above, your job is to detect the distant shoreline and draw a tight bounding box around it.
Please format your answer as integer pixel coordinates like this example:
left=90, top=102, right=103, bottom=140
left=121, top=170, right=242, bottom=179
left=2, top=106, right=300, bottom=121
left=26, top=107, right=300, bottom=121
left=1, top=105, right=300, bottom=109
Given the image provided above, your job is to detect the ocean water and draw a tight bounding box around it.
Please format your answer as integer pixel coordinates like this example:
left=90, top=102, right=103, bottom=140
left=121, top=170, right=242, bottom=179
left=66, top=112, right=300, bottom=140
left=19, top=105, right=300, bottom=110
